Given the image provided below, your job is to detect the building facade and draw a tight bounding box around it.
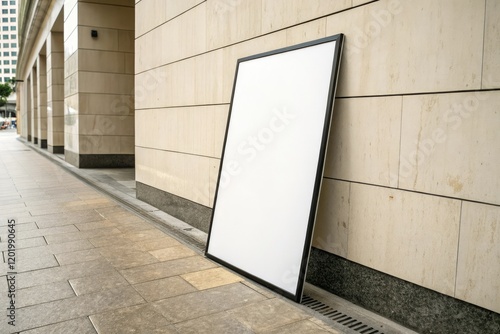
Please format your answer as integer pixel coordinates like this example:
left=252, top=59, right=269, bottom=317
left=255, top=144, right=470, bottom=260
left=16, top=1, right=500, bottom=333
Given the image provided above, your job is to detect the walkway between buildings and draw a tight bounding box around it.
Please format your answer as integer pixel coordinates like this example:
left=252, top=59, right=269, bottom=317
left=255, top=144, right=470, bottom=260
left=0, top=129, right=343, bottom=334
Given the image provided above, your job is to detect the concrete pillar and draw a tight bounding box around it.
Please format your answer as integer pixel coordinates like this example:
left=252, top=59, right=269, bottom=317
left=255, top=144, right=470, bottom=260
left=47, top=31, right=65, bottom=153
left=37, top=55, right=48, bottom=148
left=30, top=68, right=38, bottom=144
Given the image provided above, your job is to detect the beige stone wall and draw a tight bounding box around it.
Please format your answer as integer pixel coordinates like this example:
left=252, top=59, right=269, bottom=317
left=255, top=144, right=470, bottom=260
left=135, top=0, right=500, bottom=314
left=64, top=0, right=135, bottom=159
left=47, top=31, right=65, bottom=151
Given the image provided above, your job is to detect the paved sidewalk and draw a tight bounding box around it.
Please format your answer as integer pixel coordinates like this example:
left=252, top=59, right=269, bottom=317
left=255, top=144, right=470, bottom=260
left=0, top=129, right=342, bottom=334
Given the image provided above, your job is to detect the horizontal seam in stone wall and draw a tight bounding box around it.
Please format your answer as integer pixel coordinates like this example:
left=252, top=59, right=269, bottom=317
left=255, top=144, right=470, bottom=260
left=135, top=145, right=219, bottom=160
left=323, top=176, right=500, bottom=208
left=135, top=103, right=230, bottom=111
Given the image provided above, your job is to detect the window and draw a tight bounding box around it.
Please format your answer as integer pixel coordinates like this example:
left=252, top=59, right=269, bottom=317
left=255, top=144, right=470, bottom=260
left=4, top=77, right=9, bottom=83
left=1, top=1, right=7, bottom=6
left=2, top=18, right=7, bottom=23
left=4, top=69, right=9, bottom=74
left=10, top=43, right=15, bottom=47
left=9, top=9, right=15, bottom=14
left=10, top=34, right=15, bottom=39
left=3, top=51, right=9, bottom=56
left=10, top=26, right=15, bottom=31
left=12, top=69, right=15, bottom=73
left=2, top=43, right=8, bottom=48
left=10, top=0, right=15, bottom=5
left=0, top=69, right=2, bottom=73
left=11, top=59, right=15, bottom=65
left=2, top=27, right=8, bottom=31
left=0, top=78, right=3, bottom=83
left=11, top=51, right=15, bottom=56
left=1, top=9, right=6, bottom=14
left=10, top=18, right=15, bottom=22
left=2, top=34, right=7, bottom=39
left=3, top=60, right=9, bottom=64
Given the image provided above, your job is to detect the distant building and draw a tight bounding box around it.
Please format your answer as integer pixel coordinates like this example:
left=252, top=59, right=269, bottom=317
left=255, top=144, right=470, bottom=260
left=14, top=1, right=500, bottom=333
left=0, top=0, right=17, bottom=84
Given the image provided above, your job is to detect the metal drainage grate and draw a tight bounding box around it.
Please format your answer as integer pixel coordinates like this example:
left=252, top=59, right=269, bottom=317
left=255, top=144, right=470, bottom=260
left=302, top=295, right=385, bottom=334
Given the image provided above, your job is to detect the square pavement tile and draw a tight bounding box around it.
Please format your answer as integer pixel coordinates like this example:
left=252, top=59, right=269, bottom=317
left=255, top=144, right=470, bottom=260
left=21, top=317, right=97, bottom=334
left=133, top=276, right=197, bottom=302
left=17, top=281, right=76, bottom=308
left=181, top=267, right=243, bottom=290
left=174, top=311, right=254, bottom=334
left=69, top=270, right=130, bottom=296
left=151, top=283, right=267, bottom=323
left=90, top=304, right=176, bottom=334
left=149, top=245, right=197, bottom=262
left=131, top=237, right=182, bottom=252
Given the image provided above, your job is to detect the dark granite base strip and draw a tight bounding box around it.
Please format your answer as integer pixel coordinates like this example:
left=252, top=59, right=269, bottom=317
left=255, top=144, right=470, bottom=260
left=64, top=150, right=134, bottom=168
left=48, top=145, right=64, bottom=154
left=136, top=181, right=212, bottom=233
left=28, top=134, right=31, bottom=141
left=306, top=247, right=500, bottom=334
left=39, top=139, right=47, bottom=149
left=34, top=137, right=38, bottom=144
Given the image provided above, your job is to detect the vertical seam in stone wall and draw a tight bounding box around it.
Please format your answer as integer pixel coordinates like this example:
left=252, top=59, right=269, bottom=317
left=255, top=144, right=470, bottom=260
left=396, top=96, right=404, bottom=189
left=346, top=181, right=352, bottom=258
left=480, top=0, right=487, bottom=90
left=453, top=200, right=464, bottom=297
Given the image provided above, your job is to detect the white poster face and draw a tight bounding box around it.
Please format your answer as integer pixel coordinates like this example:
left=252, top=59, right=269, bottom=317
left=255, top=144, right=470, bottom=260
left=206, top=35, right=344, bottom=302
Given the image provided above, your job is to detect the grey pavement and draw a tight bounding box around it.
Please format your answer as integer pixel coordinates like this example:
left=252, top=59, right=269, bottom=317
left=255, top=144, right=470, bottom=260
left=0, top=129, right=342, bottom=334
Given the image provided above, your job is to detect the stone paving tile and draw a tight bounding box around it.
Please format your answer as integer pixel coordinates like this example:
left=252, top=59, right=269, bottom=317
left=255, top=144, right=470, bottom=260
left=149, top=245, right=197, bottom=262
left=131, top=236, right=182, bottom=252
left=120, top=256, right=218, bottom=284
left=16, top=225, right=79, bottom=240
left=89, top=234, right=131, bottom=248
left=3, top=286, right=145, bottom=333
left=262, top=319, right=341, bottom=333
left=133, top=276, right=197, bottom=302
left=173, top=311, right=254, bottom=334
left=75, top=220, right=117, bottom=231
left=17, top=281, right=76, bottom=308
left=152, top=283, right=267, bottom=323
left=90, top=304, right=175, bottom=334
left=181, top=267, right=243, bottom=291
left=55, top=248, right=103, bottom=266
left=8, top=239, right=94, bottom=260
left=113, top=221, right=156, bottom=233
left=69, top=270, right=130, bottom=296
left=0, top=254, right=59, bottom=275
left=0, top=237, right=46, bottom=251
left=99, top=249, right=159, bottom=270
left=34, top=210, right=106, bottom=229
left=16, top=259, right=113, bottom=289
left=44, top=227, right=122, bottom=244
left=227, top=298, right=310, bottom=332
left=0, top=222, right=38, bottom=234
left=121, top=228, right=166, bottom=242
left=21, top=317, right=97, bottom=334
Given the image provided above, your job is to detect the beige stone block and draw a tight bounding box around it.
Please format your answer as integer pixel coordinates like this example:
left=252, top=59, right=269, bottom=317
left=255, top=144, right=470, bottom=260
left=136, top=105, right=227, bottom=158
left=79, top=115, right=134, bottom=136
left=78, top=72, right=133, bottom=95
left=262, top=0, right=350, bottom=34
left=50, top=101, right=65, bottom=117
left=118, top=30, right=134, bottom=53
left=136, top=147, right=212, bottom=206
left=222, top=31, right=287, bottom=102
left=135, top=0, right=204, bottom=37
left=326, top=0, right=484, bottom=96
left=348, top=183, right=461, bottom=296
left=312, top=179, right=349, bottom=258
left=64, top=52, right=78, bottom=78
left=136, top=50, right=224, bottom=109
left=399, top=91, right=500, bottom=205
left=455, top=202, right=500, bottom=313
left=125, top=53, right=134, bottom=74
left=206, top=0, right=262, bottom=49
left=78, top=49, right=126, bottom=73
left=64, top=4, right=78, bottom=40
left=53, top=131, right=65, bottom=146
left=64, top=132, right=79, bottom=153
left=78, top=93, right=134, bottom=116
left=352, top=0, right=375, bottom=6
left=149, top=246, right=197, bottom=262
left=181, top=267, right=243, bottom=290
left=324, top=96, right=402, bottom=187
left=208, top=158, right=219, bottom=208
left=81, top=0, right=134, bottom=6
left=285, top=18, right=327, bottom=45
left=79, top=135, right=134, bottom=154
left=64, top=72, right=78, bottom=97
left=483, top=0, right=500, bottom=89
left=48, top=32, right=64, bottom=53
left=64, top=0, right=78, bottom=20
left=51, top=86, right=65, bottom=102
left=78, top=3, right=134, bottom=30
left=135, top=3, right=206, bottom=73
left=51, top=68, right=65, bottom=85
left=78, top=26, right=119, bottom=52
